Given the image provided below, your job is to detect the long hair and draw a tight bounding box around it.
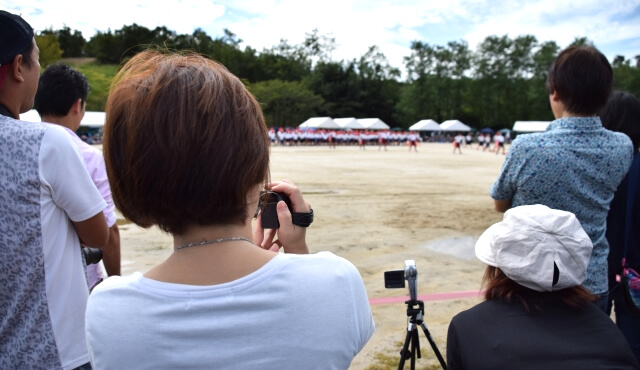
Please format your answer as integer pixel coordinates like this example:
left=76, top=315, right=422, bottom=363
left=482, top=266, right=596, bottom=313
left=600, top=90, right=640, bottom=152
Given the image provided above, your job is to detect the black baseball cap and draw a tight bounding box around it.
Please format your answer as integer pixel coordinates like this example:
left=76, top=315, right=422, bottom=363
left=0, top=10, right=34, bottom=66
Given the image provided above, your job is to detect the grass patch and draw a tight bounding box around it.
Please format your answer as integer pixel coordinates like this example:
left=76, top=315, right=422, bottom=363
left=116, top=218, right=132, bottom=226
left=64, top=59, right=119, bottom=112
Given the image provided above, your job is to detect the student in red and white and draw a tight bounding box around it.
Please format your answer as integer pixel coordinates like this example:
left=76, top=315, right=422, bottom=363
left=453, top=133, right=464, bottom=154
left=378, top=130, right=389, bottom=151
left=407, top=132, right=419, bottom=152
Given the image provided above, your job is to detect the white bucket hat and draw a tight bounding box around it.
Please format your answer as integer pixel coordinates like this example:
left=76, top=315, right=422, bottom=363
left=475, top=204, right=593, bottom=292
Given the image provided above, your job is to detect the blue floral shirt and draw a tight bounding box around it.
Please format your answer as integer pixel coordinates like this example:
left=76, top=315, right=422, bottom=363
left=490, top=117, right=633, bottom=294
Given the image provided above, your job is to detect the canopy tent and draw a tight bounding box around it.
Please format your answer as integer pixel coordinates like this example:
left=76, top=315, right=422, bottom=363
left=357, top=118, right=390, bottom=130
left=20, top=109, right=106, bottom=127
left=409, top=119, right=441, bottom=131
left=334, top=117, right=364, bottom=129
left=439, top=119, right=472, bottom=132
left=512, top=121, right=550, bottom=132
left=479, top=127, right=495, bottom=134
left=298, top=117, right=340, bottom=130
left=81, top=111, right=107, bottom=127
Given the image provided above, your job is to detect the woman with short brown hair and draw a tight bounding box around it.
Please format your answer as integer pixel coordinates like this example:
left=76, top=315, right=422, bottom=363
left=85, top=50, right=374, bottom=369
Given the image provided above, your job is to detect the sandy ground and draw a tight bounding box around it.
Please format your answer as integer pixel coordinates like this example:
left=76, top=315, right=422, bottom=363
left=114, top=142, right=509, bottom=369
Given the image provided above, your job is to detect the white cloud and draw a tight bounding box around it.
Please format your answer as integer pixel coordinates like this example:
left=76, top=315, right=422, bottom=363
left=2, top=0, right=225, bottom=37
left=463, top=0, right=640, bottom=55
left=2, top=0, right=638, bottom=72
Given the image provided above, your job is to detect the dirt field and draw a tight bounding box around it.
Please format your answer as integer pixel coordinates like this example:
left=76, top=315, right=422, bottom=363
left=115, top=142, right=509, bottom=369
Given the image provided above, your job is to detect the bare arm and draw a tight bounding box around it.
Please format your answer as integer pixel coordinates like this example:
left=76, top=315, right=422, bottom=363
left=102, top=224, right=121, bottom=276
left=72, top=212, right=109, bottom=248
left=494, top=199, right=512, bottom=213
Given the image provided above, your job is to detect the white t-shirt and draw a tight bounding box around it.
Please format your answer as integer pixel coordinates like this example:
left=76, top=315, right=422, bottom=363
left=61, top=126, right=116, bottom=286
left=86, top=252, right=375, bottom=370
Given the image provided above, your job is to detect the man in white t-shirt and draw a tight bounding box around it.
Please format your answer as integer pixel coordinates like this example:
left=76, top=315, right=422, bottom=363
left=35, top=63, right=121, bottom=289
left=0, top=11, right=108, bottom=369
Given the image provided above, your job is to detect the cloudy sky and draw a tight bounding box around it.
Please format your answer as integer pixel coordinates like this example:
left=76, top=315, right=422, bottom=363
left=4, top=0, right=640, bottom=75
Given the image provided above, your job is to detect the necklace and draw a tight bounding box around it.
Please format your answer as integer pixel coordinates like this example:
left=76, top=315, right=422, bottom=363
left=175, top=236, right=254, bottom=251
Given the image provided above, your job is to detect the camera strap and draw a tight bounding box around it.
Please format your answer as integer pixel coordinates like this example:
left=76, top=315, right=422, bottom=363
left=292, top=209, right=314, bottom=227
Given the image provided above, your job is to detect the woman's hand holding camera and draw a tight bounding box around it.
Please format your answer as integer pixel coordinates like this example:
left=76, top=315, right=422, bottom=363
left=253, top=180, right=311, bottom=254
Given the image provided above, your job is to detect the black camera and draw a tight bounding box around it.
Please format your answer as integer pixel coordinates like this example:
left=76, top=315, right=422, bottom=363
left=83, top=247, right=103, bottom=265
left=384, top=260, right=418, bottom=301
left=256, top=191, right=293, bottom=229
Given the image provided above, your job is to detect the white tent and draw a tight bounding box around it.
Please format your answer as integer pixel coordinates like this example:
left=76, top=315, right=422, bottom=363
left=512, top=121, right=550, bottom=132
left=439, top=119, right=471, bottom=132
left=298, top=117, right=340, bottom=129
left=357, top=118, right=390, bottom=130
left=20, top=109, right=106, bottom=127
left=80, top=111, right=106, bottom=127
left=409, top=119, right=441, bottom=131
left=334, top=117, right=364, bottom=129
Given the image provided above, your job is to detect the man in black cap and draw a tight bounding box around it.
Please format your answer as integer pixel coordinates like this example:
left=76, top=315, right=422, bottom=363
left=0, top=10, right=40, bottom=117
left=0, top=10, right=109, bottom=370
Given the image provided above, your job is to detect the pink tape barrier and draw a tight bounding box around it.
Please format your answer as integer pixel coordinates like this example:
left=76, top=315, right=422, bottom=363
left=369, top=290, right=483, bottom=305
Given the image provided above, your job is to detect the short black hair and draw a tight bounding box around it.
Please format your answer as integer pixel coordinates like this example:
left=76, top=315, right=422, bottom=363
left=546, top=46, right=612, bottom=116
left=34, top=63, right=90, bottom=117
left=0, top=10, right=34, bottom=66
left=600, top=90, right=640, bottom=152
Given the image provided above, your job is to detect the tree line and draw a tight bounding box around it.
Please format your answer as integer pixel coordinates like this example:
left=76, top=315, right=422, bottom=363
left=35, top=24, right=640, bottom=130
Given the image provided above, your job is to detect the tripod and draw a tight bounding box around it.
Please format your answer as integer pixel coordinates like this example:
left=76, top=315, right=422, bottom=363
left=398, top=299, right=446, bottom=370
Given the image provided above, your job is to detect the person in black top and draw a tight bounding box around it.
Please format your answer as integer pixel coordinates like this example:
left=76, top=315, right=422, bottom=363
left=447, top=205, right=639, bottom=369
left=602, top=90, right=640, bottom=363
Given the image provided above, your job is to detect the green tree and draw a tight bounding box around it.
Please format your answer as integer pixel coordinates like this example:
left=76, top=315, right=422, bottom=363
left=302, top=29, right=337, bottom=65
left=532, top=41, right=560, bottom=78
left=56, top=26, right=86, bottom=57
left=86, top=29, right=123, bottom=64
left=612, top=55, right=640, bottom=98
left=530, top=41, right=560, bottom=121
left=248, top=80, right=323, bottom=127
left=472, top=35, right=543, bottom=129
left=568, top=37, right=594, bottom=48
left=356, top=46, right=401, bottom=126
left=35, top=33, right=63, bottom=68
left=400, top=41, right=438, bottom=122
left=304, top=60, right=361, bottom=118
left=399, top=40, right=472, bottom=125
